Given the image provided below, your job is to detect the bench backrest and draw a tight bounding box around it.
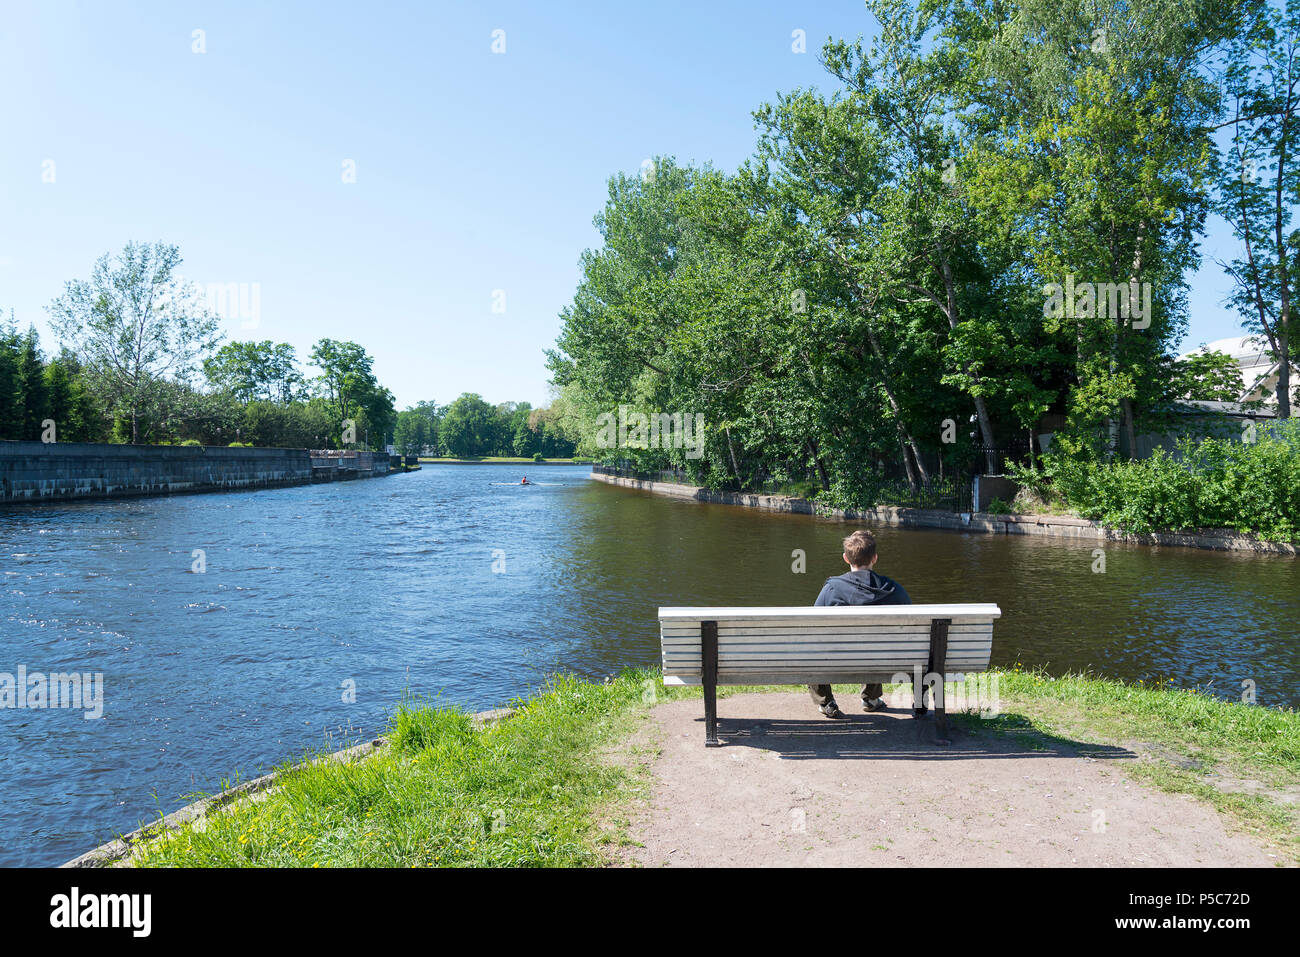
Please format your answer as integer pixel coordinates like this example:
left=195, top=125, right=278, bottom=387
left=658, top=604, right=1001, bottom=686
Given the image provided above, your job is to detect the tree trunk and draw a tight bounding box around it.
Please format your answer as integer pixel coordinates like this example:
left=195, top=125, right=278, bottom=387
left=974, top=398, right=997, bottom=473
left=1119, top=223, right=1149, bottom=459
left=1278, top=330, right=1292, bottom=418
left=1121, top=396, right=1139, bottom=460
left=832, top=251, right=931, bottom=483
left=897, top=433, right=919, bottom=492
left=860, top=324, right=930, bottom=485
left=938, top=262, right=997, bottom=471
left=808, top=438, right=831, bottom=492
left=1275, top=144, right=1293, bottom=419
left=724, top=426, right=742, bottom=488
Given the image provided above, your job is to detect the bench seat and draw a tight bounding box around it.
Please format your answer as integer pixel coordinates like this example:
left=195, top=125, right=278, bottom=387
left=658, top=604, right=1001, bottom=746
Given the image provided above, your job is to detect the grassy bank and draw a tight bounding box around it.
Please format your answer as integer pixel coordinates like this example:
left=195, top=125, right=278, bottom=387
left=129, top=668, right=1299, bottom=867
left=131, top=673, right=658, bottom=867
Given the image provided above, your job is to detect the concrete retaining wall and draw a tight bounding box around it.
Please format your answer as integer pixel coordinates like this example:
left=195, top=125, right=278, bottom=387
left=590, top=471, right=1297, bottom=555
left=0, top=441, right=385, bottom=504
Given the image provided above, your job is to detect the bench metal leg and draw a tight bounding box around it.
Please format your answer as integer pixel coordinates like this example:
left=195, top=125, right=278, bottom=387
left=702, top=619, right=719, bottom=747
left=929, top=618, right=952, bottom=746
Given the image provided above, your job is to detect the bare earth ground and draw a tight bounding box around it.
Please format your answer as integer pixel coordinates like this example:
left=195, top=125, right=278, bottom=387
left=620, top=692, right=1275, bottom=867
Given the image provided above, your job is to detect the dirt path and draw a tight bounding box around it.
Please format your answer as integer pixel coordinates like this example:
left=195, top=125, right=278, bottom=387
left=622, top=693, right=1274, bottom=867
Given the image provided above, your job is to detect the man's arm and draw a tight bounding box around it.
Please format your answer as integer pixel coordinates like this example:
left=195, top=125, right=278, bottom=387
left=891, top=580, right=912, bottom=605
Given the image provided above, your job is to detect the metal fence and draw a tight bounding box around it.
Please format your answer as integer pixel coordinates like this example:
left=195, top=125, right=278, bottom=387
left=592, top=462, right=693, bottom=484
left=871, top=476, right=973, bottom=512
left=969, top=441, right=1030, bottom=476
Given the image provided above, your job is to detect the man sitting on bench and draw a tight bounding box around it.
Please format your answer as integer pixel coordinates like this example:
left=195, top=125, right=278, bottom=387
left=809, top=529, right=912, bottom=719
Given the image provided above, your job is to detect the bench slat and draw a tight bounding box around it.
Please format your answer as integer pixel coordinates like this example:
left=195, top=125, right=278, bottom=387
left=663, top=647, right=989, bottom=656
left=662, top=673, right=984, bottom=686
left=660, top=635, right=992, bottom=648
left=662, top=645, right=990, bottom=657
left=660, top=624, right=993, bottom=638
left=665, top=650, right=987, bottom=657
left=665, top=657, right=987, bottom=670
left=659, top=617, right=996, bottom=631
left=665, top=655, right=987, bottom=670
left=661, top=641, right=991, bottom=654
left=658, top=604, right=1001, bottom=621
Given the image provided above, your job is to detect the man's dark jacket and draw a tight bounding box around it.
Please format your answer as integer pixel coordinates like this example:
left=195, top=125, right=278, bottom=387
left=806, top=567, right=911, bottom=708
left=813, top=568, right=911, bottom=607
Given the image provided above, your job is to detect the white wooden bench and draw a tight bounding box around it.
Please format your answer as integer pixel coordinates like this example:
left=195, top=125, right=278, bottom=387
left=658, top=604, right=1001, bottom=746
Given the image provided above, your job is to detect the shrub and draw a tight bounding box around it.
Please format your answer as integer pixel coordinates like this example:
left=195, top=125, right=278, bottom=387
left=180, top=439, right=202, bottom=447
left=1031, top=421, right=1300, bottom=542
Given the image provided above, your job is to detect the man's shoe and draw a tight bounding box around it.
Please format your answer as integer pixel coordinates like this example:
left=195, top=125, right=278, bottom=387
left=863, top=697, right=888, bottom=713
left=819, top=702, right=847, bottom=719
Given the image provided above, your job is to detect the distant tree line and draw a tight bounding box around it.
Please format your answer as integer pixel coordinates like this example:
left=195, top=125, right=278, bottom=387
left=2, top=241, right=582, bottom=457
left=392, top=393, right=580, bottom=459
left=0, top=241, right=395, bottom=449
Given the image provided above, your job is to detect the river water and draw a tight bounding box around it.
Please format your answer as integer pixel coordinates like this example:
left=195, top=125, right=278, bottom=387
left=1, top=464, right=1296, bottom=865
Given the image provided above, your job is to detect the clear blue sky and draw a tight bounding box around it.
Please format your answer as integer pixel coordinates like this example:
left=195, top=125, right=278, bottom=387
left=0, top=0, right=1249, bottom=410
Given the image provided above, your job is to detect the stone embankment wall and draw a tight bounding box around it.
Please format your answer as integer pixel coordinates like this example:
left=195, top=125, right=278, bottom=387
left=589, top=470, right=1296, bottom=555
left=0, top=441, right=388, bottom=504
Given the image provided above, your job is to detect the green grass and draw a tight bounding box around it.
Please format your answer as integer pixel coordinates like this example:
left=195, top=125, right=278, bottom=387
left=963, top=668, right=1298, bottom=768
left=128, top=667, right=1300, bottom=867
left=133, top=672, right=661, bottom=867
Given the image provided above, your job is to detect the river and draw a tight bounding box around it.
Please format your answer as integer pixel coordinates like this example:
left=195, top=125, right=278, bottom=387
left=0, top=463, right=1295, bottom=865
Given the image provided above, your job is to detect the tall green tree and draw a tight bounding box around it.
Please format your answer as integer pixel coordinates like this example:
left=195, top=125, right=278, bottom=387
left=1165, top=349, right=1249, bottom=401
left=953, top=0, right=1239, bottom=457
left=309, top=338, right=385, bottom=447
left=438, top=393, right=497, bottom=457
left=819, top=5, right=1010, bottom=470
left=1217, top=0, right=1300, bottom=417
left=17, top=326, right=48, bottom=440
left=393, top=408, right=430, bottom=457
left=204, top=340, right=304, bottom=404
left=0, top=313, right=22, bottom=440
left=549, top=0, right=1267, bottom=507
left=43, top=350, right=107, bottom=443
left=241, top=399, right=334, bottom=448
left=46, top=241, right=223, bottom=443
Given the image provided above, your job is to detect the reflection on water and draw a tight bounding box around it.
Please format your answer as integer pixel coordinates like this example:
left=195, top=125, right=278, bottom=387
left=0, top=464, right=1295, bottom=864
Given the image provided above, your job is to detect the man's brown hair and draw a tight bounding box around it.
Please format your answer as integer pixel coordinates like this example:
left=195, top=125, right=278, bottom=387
left=843, top=530, right=877, bottom=567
